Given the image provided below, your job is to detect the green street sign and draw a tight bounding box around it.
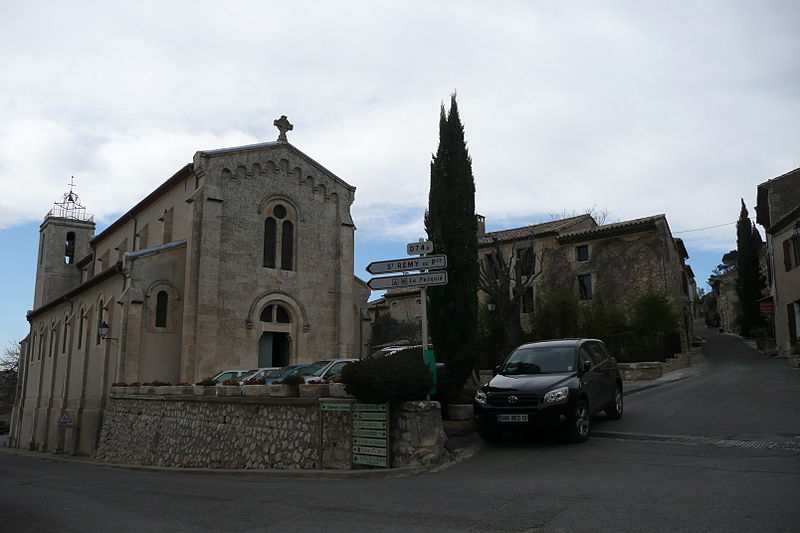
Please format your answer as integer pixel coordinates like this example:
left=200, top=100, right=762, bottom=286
left=353, top=445, right=387, bottom=456
left=320, top=402, right=352, bottom=412
left=354, top=437, right=387, bottom=447
left=353, top=420, right=386, bottom=429
left=353, top=412, right=387, bottom=421
left=424, top=349, right=437, bottom=394
left=354, top=454, right=387, bottom=467
left=353, top=403, right=388, bottom=412
left=353, top=428, right=386, bottom=438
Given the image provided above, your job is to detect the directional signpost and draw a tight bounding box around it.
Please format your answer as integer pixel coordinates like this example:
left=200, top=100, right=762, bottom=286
left=367, top=239, right=448, bottom=398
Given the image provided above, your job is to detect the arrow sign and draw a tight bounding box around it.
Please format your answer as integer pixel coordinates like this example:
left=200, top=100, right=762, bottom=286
left=368, top=271, right=448, bottom=290
left=366, top=255, right=447, bottom=275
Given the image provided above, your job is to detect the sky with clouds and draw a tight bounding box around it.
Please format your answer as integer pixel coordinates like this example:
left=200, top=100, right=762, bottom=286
left=1, top=0, right=798, bottom=347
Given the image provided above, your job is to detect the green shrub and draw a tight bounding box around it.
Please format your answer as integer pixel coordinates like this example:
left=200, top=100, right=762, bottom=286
left=281, top=373, right=305, bottom=386
left=340, top=348, right=432, bottom=404
left=791, top=344, right=800, bottom=356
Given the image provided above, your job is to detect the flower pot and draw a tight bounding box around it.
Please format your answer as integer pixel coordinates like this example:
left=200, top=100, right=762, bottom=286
left=216, top=385, right=242, bottom=397
left=140, top=386, right=156, bottom=395
left=155, top=386, right=178, bottom=395
left=110, top=386, right=126, bottom=395
left=193, top=385, right=215, bottom=396
left=299, top=384, right=329, bottom=398
left=268, top=384, right=298, bottom=398
left=327, top=383, right=350, bottom=398
left=242, top=385, right=270, bottom=397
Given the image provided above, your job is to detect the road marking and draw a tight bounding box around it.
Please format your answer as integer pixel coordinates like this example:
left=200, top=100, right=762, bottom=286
left=593, top=431, right=800, bottom=451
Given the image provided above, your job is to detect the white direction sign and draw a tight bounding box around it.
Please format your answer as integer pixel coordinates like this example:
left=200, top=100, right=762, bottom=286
left=407, top=241, right=434, bottom=255
left=368, top=271, right=448, bottom=290
left=366, top=254, right=447, bottom=275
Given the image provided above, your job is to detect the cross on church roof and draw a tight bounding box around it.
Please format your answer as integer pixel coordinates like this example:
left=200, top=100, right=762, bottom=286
left=274, top=115, right=293, bottom=142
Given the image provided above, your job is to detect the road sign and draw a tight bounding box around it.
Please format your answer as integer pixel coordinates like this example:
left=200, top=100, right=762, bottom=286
left=367, top=271, right=448, bottom=290
left=366, top=254, right=447, bottom=275
left=57, top=410, right=73, bottom=427
left=353, top=403, right=389, bottom=468
left=407, top=241, right=433, bottom=255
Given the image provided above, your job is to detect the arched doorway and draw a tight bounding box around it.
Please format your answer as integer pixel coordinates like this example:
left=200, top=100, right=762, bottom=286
left=259, top=304, right=292, bottom=367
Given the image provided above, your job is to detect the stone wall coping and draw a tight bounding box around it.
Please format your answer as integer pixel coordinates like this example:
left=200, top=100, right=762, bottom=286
left=618, top=362, right=663, bottom=369
left=108, top=393, right=320, bottom=406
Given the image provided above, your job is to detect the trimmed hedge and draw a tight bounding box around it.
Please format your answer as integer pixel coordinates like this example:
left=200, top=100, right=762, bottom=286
left=340, top=348, right=432, bottom=404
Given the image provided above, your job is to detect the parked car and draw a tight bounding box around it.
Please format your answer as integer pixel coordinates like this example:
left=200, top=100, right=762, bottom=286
left=239, top=367, right=280, bottom=385
left=474, top=339, right=623, bottom=443
left=264, top=364, right=308, bottom=384
left=367, top=346, right=417, bottom=359
left=293, top=359, right=357, bottom=383
left=211, top=369, right=251, bottom=384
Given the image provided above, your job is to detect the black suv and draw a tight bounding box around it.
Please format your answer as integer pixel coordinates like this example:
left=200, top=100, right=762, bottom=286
left=474, top=339, right=623, bottom=442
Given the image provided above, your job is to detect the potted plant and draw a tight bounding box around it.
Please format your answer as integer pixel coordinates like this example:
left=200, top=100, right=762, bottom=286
left=299, top=379, right=329, bottom=398
left=269, top=373, right=303, bottom=397
left=216, top=379, right=242, bottom=397
left=193, top=377, right=216, bottom=396
left=175, top=382, right=194, bottom=394
left=242, top=378, right=270, bottom=397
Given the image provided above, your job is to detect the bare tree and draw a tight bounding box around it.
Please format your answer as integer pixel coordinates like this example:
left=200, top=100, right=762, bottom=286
left=547, top=205, right=617, bottom=226
left=478, top=238, right=542, bottom=350
left=1, top=340, right=21, bottom=374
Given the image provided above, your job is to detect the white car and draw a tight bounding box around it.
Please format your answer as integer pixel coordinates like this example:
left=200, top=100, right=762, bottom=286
left=293, top=359, right=357, bottom=383
left=211, top=369, right=251, bottom=384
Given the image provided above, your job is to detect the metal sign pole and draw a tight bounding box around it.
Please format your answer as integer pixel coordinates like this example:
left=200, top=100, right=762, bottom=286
left=418, top=239, right=430, bottom=400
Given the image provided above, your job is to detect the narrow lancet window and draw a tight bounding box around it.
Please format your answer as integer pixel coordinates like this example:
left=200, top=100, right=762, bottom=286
left=155, top=291, right=168, bottom=327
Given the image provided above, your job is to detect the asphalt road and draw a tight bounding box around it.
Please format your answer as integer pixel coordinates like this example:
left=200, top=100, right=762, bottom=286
left=1, top=325, right=799, bottom=532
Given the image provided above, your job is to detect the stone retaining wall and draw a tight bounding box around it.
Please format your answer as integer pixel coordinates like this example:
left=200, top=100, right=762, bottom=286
left=95, top=394, right=446, bottom=470
left=618, top=352, right=693, bottom=382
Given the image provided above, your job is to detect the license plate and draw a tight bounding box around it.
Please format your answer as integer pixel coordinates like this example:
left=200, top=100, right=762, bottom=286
left=497, top=414, right=528, bottom=423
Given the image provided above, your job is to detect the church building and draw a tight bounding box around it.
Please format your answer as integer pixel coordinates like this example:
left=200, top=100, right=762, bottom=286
left=11, top=117, right=371, bottom=455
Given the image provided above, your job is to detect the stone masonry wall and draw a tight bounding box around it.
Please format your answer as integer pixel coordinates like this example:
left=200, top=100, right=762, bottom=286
left=95, top=395, right=447, bottom=470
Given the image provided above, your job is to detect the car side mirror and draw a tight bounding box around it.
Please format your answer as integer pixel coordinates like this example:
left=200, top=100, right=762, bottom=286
left=582, top=360, right=592, bottom=372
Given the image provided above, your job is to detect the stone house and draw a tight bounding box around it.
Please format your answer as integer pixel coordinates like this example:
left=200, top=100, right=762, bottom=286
left=545, top=215, right=695, bottom=351
left=11, top=118, right=370, bottom=455
left=709, top=268, right=738, bottom=333
left=756, top=166, right=800, bottom=352
left=366, top=213, right=696, bottom=353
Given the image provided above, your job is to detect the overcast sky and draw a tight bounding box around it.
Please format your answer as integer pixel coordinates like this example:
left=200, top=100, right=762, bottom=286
left=1, top=1, right=798, bottom=347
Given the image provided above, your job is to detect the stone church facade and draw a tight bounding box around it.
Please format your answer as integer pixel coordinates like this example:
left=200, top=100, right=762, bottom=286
left=11, top=118, right=370, bottom=455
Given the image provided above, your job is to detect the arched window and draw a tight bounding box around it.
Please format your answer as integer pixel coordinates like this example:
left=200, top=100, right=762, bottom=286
left=155, top=291, right=168, bottom=327
left=281, top=221, right=294, bottom=270
left=62, top=315, right=69, bottom=353
left=262, top=202, right=296, bottom=271
left=260, top=304, right=292, bottom=324
left=77, top=308, right=85, bottom=349
left=96, top=300, right=104, bottom=345
left=65, top=232, right=75, bottom=264
left=263, top=218, right=276, bottom=268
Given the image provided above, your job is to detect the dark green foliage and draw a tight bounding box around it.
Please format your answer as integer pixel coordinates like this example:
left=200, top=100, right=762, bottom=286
left=196, top=377, right=216, bottom=386
left=528, top=291, right=681, bottom=364
left=369, top=313, right=418, bottom=347
left=735, top=200, right=766, bottom=337
left=340, top=348, right=432, bottom=404
left=282, top=373, right=305, bottom=386
left=476, top=305, right=508, bottom=369
left=424, top=93, right=479, bottom=401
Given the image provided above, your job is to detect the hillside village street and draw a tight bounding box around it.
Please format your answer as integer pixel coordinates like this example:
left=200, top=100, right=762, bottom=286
left=1, top=323, right=799, bottom=532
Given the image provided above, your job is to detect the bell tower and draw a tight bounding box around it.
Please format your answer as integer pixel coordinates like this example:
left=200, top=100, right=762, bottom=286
left=33, top=178, right=96, bottom=308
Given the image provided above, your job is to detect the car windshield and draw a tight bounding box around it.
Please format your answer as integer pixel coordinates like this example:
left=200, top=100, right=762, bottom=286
left=296, top=361, right=330, bottom=376
left=500, top=346, right=576, bottom=375
left=238, top=369, right=260, bottom=381
left=265, top=366, right=294, bottom=379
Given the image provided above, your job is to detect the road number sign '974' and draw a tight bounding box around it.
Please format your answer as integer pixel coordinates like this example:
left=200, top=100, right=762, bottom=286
left=367, top=271, right=448, bottom=290
left=366, top=254, right=447, bottom=275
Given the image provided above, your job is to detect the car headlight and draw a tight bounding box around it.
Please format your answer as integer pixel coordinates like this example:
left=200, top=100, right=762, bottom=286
left=475, top=390, right=488, bottom=405
left=544, top=386, right=569, bottom=404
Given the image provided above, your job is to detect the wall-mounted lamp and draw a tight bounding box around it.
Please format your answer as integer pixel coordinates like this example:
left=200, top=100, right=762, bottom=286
left=487, top=302, right=496, bottom=312
left=99, top=321, right=118, bottom=341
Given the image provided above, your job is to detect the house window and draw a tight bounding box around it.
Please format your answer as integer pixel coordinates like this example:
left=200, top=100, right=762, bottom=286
left=578, top=274, right=593, bottom=300
left=62, top=317, right=69, bottom=353
left=576, top=245, right=589, bottom=262
left=521, top=286, right=534, bottom=313
left=515, top=247, right=535, bottom=277
left=783, top=237, right=800, bottom=271
left=96, top=300, right=104, bottom=345
left=155, top=291, right=168, bottom=327
left=263, top=203, right=296, bottom=270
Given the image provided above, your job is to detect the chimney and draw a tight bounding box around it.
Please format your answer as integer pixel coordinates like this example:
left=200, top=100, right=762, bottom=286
left=476, top=214, right=486, bottom=235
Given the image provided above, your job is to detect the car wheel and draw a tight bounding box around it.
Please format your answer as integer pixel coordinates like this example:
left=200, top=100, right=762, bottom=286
left=563, top=400, right=590, bottom=443
left=605, top=386, right=623, bottom=420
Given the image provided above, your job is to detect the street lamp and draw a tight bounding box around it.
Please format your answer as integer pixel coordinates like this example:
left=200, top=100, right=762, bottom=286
left=98, top=321, right=118, bottom=341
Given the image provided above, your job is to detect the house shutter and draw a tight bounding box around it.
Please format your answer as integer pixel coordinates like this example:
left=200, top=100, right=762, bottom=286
left=788, top=303, right=797, bottom=345
left=783, top=240, right=792, bottom=271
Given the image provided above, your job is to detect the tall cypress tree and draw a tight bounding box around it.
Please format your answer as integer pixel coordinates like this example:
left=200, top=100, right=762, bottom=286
left=424, top=94, right=478, bottom=401
left=735, top=199, right=766, bottom=337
